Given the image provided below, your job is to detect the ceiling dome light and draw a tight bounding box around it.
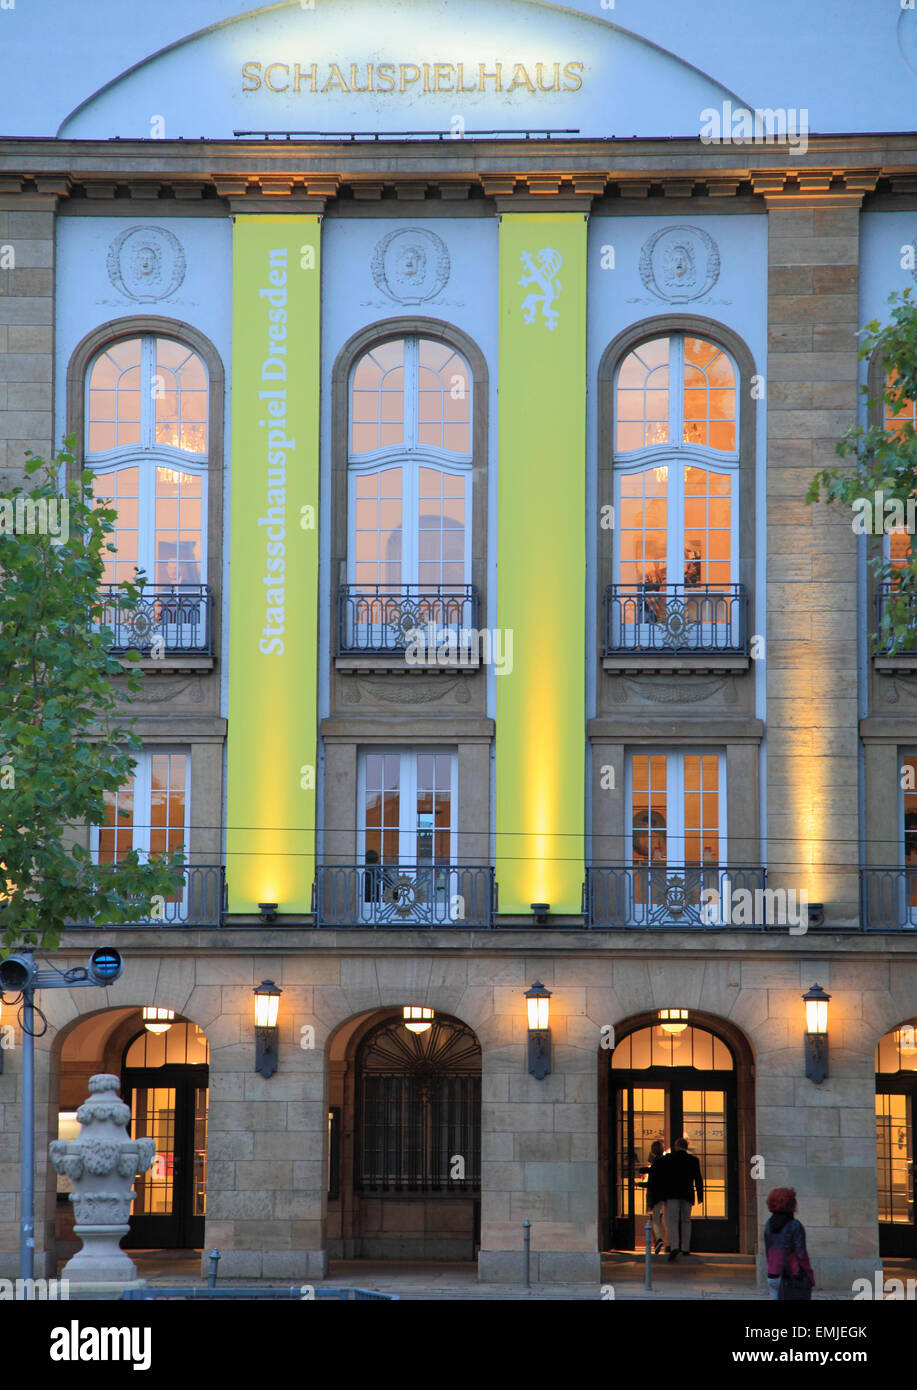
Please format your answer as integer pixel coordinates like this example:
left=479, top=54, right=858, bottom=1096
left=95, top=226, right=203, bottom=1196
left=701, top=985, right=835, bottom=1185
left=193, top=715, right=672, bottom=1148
left=658, top=1007, right=688, bottom=1035
left=403, top=1006, right=434, bottom=1034
left=142, top=1006, right=175, bottom=1035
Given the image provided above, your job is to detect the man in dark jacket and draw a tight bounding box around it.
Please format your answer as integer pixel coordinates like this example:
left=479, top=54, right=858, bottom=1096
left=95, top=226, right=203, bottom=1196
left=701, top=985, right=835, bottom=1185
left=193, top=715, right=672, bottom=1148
left=664, top=1137, right=704, bottom=1261
left=644, top=1140, right=669, bottom=1254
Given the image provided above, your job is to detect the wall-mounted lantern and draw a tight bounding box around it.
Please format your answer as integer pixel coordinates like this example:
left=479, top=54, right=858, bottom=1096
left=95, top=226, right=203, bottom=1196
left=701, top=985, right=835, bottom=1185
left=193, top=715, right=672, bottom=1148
left=526, top=981, right=552, bottom=1080
left=658, top=1008, right=689, bottom=1035
left=403, top=1006, right=434, bottom=1034
left=253, top=980, right=283, bottom=1078
left=803, top=983, right=831, bottom=1084
left=142, top=1007, right=174, bottom=1035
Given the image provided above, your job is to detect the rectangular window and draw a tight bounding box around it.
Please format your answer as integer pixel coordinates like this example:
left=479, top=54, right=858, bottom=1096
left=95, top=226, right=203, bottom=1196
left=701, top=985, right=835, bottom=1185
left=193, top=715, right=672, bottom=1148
left=93, top=750, right=189, bottom=915
left=627, top=750, right=725, bottom=923
left=359, top=749, right=456, bottom=866
left=628, top=750, right=724, bottom=868
left=356, top=749, right=459, bottom=925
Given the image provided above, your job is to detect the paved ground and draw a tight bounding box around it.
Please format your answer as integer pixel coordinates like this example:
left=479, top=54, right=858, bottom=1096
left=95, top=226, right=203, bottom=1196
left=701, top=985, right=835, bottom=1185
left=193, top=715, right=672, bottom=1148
left=123, top=1249, right=889, bottom=1300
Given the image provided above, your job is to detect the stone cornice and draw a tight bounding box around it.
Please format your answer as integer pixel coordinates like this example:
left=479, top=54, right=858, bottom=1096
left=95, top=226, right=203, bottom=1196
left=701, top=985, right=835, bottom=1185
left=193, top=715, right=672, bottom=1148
left=0, top=137, right=912, bottom=211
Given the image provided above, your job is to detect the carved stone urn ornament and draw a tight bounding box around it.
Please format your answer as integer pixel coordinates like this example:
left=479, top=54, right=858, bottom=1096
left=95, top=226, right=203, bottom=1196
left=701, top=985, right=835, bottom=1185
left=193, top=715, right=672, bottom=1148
left=49, top=1073, right=156, bottom=1284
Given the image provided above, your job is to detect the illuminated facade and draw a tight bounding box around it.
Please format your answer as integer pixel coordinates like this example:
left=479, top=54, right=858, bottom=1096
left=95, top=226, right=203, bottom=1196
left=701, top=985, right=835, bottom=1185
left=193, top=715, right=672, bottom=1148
left=2, top=0, right=917, bottom=1289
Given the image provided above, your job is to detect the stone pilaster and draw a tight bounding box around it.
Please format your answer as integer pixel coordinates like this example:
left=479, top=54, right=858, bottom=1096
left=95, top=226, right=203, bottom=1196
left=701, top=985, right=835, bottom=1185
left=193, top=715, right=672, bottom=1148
left=0, top=186, right=59, bottom=487
left=763, top=191, right=863, bottom=925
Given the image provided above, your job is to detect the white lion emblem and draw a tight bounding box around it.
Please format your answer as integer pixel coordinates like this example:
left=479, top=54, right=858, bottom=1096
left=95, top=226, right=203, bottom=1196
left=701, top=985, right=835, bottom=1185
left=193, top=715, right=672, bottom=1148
left=518, top=248, right=562, bottom=331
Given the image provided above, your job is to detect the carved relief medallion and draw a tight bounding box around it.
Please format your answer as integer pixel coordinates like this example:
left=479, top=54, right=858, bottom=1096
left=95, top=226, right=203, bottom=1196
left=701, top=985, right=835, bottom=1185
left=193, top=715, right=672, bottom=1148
left=639, top=225, right=721, bottom=303
left=371, top=227, right=450, bottom=304
left=106, top=225, right=186, bottom=302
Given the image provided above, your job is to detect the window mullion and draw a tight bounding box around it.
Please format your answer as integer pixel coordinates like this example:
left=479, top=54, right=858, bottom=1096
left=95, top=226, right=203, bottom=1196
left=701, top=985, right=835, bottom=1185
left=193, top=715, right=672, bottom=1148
left=450, top=752, right=458, bottom=864
left=406, top=338, right=418, bottom=450
left=670, top=754, right=685, bottom=868
left=141, top=337, right=153, bottom=448
left=143, top=454, right=156, bottom=581
left=405, top=462, right=419, bottom=587
left=670, top=338, right=684, bottom=587
left=671, top=336, right=683, bottom=447
left=134, top=752, right=151, bottom=861
left=357, top=755, right=367, bottom=863
left=401, top=752, right=417, bottom=865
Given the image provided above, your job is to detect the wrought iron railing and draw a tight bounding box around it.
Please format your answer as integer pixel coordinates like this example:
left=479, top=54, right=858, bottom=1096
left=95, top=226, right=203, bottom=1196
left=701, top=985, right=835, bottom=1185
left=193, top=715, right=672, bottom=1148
left=874, top=583, right=917, bottom=656
left=585, top=864, right=768, bottom=928
left=338, top=584, right=479, bottom=655
left=315, top=864, right=495, bottom=927
left=69, top=865, right=225, bottom=928
left=604, top=583, right=747, bottom=655
left=94, top=583, right=213, bottom=656
left=860, top=867, right=917, bottom=930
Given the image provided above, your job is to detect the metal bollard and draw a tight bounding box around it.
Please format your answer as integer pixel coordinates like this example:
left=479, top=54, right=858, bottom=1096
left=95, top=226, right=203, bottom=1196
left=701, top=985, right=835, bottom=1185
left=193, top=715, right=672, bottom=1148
left=523, top=1218, right=531, bottom=1289
left=208, top=1248, right=221, bottom=1288
left=644, top=1219, right=653, bottom=1291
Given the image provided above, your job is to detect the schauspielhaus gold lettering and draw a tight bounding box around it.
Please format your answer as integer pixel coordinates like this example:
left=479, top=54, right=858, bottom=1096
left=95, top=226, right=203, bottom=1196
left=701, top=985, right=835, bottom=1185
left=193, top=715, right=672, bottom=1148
left=240, top=59, right=585, bottom=96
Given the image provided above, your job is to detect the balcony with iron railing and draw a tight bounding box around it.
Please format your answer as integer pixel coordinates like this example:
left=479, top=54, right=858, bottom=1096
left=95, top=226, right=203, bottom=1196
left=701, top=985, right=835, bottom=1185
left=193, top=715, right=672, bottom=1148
left=603, top=582, right=748, bottom=671
left=860, top=867, right=917, bottom=931
left=68, top=864, right=226, bottom=928
left=585, top=864, right=768, bottom=929
left=58, top=862, right=917, bottom=932
left=337, top=584, right=480, bottom=670
left=94, top=583, right=214, bottom=666
left=873, top=582, right=917, bottom=672
left=314, top=864, right=496, bottom=928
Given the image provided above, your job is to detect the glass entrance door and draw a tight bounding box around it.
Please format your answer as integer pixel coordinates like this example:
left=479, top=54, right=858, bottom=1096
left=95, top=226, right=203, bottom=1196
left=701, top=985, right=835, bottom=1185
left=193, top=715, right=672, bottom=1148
left=610, top=1072, right=737, bottom=1252
left=122, top=1065, right=208, bottom=1248
left=877, top=1086, right=916, bottom=1256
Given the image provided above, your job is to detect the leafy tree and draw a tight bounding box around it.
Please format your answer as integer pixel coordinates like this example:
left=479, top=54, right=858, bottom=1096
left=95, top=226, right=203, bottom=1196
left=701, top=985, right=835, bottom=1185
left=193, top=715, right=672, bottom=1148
left=0, top=439, right=185, bottom=951
left=807, top=289, right=917, bottom=653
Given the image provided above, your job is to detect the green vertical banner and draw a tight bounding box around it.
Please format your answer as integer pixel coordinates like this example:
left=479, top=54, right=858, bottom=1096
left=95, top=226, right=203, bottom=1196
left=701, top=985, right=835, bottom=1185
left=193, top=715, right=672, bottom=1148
left=496, top=215, right=586, bottom=913
left=226, top=216, right=320, bottom=913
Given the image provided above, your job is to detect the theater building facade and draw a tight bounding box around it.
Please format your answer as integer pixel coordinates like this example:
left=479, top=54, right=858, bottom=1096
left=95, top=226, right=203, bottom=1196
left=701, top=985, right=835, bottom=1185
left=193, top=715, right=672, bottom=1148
left=3, top=0, right=917, bottom=1287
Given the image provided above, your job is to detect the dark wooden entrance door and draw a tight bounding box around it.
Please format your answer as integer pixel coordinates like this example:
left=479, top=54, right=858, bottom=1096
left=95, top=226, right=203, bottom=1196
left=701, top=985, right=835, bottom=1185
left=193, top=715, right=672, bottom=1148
left=877, top=1079, right=916, bottom=1256
left=121, top=1063, right=208, bottom=1249
left=610, top=1069, right=738, bottom=1252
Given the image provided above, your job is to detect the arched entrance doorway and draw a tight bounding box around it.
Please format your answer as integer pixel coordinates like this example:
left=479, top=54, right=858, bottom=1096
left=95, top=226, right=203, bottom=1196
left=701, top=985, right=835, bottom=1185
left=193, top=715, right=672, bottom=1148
left=329, top=1008, right=481, bottom=1260
left=601, top=1011, right=755, bottom=1254
left=876, top=1021, right=917, bottom=1256
left=120, top=1017, right=209, bottom=1249
left=52, top=1007, right=210, bottom=1267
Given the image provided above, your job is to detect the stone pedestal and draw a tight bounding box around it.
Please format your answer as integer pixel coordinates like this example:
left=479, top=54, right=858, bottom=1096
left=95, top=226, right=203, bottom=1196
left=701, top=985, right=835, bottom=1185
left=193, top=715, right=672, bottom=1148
left=49, top=1073, right=156, bottom=1286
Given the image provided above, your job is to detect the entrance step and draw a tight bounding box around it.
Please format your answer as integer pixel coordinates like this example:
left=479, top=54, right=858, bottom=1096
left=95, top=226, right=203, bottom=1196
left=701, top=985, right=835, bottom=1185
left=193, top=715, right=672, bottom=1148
left=603, top=1251, right=755, bottom=1266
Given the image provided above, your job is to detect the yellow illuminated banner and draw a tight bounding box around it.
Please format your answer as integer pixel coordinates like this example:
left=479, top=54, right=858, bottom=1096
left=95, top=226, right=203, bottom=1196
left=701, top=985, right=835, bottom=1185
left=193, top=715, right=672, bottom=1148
left=496, top=215, right=586, bottom=912
left=226, top=216, right=320, bottom=913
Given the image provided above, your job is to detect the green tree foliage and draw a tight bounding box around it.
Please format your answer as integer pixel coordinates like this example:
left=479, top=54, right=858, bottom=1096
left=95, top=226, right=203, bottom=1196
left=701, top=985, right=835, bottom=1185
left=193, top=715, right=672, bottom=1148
left=808, top=289, right=917, bottom=653
left=0, top=441, right=185, bottom=951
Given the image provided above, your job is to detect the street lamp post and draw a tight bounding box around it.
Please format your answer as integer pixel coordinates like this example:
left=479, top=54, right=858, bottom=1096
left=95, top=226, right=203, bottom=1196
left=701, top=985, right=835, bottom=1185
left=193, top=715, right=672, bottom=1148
left=0, top=947, right=124, bottom=1281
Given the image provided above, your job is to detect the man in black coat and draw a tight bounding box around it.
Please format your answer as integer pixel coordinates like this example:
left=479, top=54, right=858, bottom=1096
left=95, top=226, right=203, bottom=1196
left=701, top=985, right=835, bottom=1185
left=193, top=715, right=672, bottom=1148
left=644, top=1140, right=670, bottom=1254
left=664, top=1137, right=704, bottom=1261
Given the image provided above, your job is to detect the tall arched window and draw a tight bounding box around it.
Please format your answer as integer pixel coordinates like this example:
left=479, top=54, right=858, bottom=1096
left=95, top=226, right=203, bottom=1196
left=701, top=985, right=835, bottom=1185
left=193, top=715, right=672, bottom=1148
left=344, top=335, right=473, bottom=651
left=611, top=334, right=740, bottom=651
left=87, top=335, right=208, bottom=585
left=86, top=335, right=209, bottom=652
